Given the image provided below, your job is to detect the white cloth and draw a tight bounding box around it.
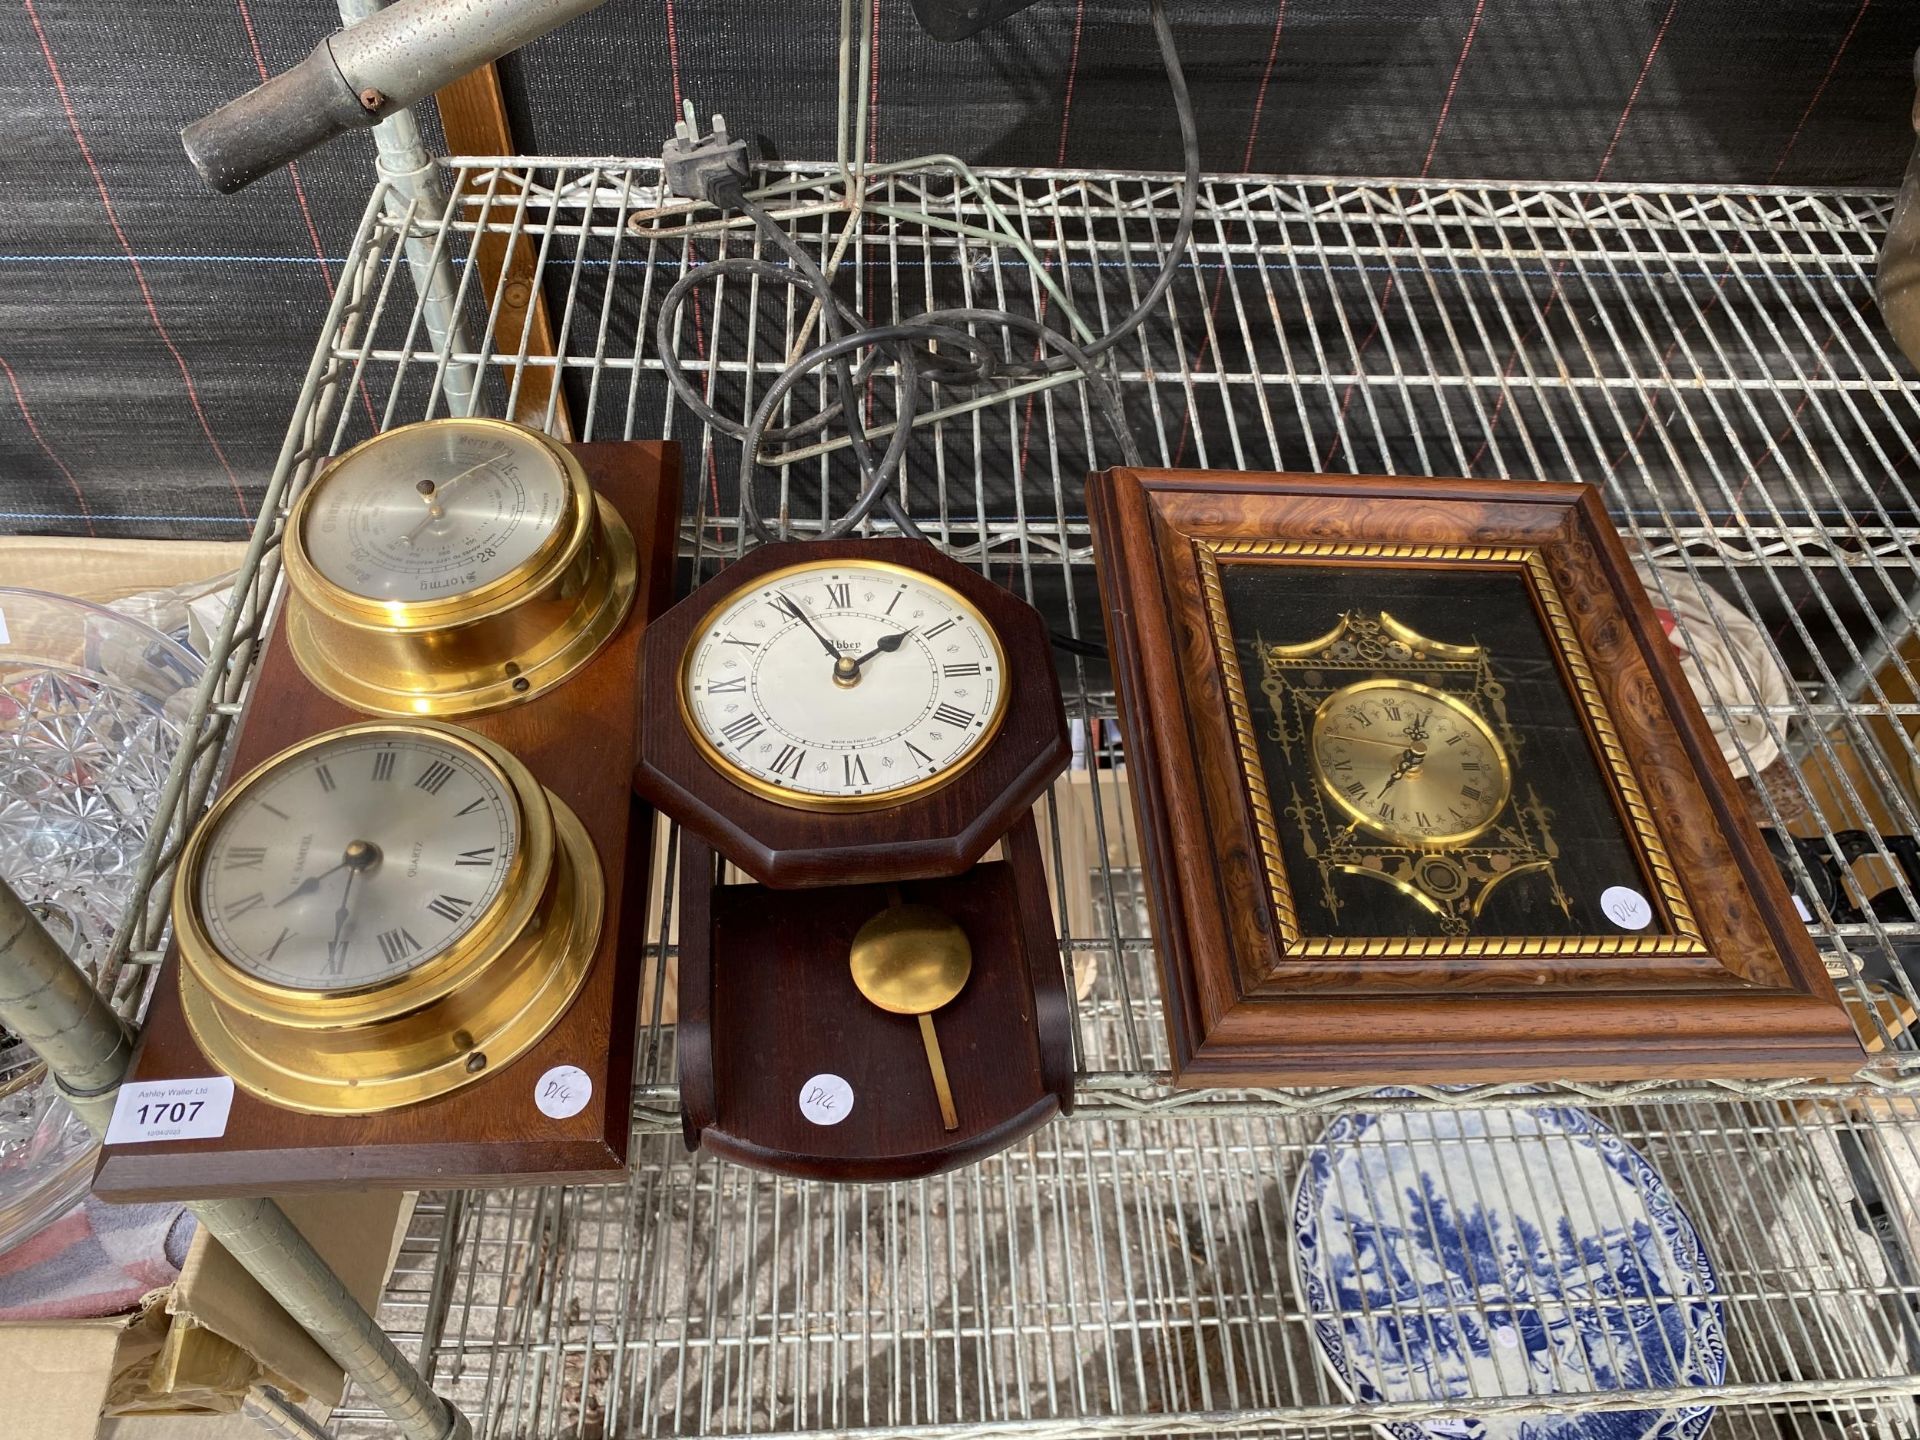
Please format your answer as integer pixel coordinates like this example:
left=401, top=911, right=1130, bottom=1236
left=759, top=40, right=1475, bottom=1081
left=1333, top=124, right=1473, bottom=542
left=1633, top=560, right=1794, bottom=779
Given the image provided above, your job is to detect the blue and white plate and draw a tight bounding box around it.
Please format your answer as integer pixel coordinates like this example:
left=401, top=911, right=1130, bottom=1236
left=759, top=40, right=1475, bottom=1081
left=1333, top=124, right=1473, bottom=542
left=1290, top=1103, right=1726, bottom=1440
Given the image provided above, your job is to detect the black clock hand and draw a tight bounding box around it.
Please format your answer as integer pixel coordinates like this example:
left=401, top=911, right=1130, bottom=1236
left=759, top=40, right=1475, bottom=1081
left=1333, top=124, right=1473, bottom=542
left=773, top=595, right=844, bottom=663
left=273, top=861, right=346, bottom=908
left=324, top=868, right=357, bottom=973
left=271, top=837, right=380, bottom=909
left=1375, top=748, right=1423, bottom=800
left=847, top=628, right=915, bottom=671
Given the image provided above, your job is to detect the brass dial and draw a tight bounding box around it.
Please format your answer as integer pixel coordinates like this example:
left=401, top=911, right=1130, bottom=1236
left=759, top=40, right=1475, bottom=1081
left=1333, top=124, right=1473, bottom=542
left=300, top=421, right=571, bottom=602
left=1309, top=678, right=1512, bottom=847
left=174, top=720, right=603, bottom=1115
left=194, top=729, right=519, bottom=992
left=282, top=418, right=638, bottom=717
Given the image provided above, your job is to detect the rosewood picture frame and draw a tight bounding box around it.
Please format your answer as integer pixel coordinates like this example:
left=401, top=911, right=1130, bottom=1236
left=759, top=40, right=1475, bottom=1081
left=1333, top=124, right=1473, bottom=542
left=1087, top=466, right=1864, bottom=1085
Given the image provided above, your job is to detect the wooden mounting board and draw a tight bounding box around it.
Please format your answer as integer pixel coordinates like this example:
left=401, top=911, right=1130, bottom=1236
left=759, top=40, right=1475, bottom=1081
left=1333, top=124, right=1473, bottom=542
left=94, top=441, right=680, bottom=1201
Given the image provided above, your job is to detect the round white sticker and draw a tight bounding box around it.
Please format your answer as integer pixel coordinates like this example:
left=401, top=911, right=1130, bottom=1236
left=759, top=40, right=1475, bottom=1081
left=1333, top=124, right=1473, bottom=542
left=798, top=1073, right=854, bottom=1126
left=534, top=1065, right=592, bottom=1119
left=1600, top=886, right=1653, bottom=931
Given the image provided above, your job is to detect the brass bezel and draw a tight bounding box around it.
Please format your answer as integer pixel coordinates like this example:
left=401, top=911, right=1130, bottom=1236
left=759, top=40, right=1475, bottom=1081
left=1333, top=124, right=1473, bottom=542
left=677, top=556, right=1011, bottom=813
left=173, top=719, right=604, bottom=1114
left=1308, top=677, right=1514, bottom=847
left=282, top=419, right=637, bottom=717
left=287, top=418, right=578, bottom=621
left=1196, top=538, right=1704, bottom=961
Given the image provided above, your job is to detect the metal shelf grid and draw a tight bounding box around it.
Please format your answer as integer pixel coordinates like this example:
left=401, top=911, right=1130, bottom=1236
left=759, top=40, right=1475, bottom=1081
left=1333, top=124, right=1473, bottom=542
left=151, top=157, right=1920, bottom=1438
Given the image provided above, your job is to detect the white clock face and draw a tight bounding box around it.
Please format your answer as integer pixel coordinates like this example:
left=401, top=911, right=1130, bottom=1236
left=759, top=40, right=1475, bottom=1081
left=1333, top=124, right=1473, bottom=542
left=195, top=731, right=521, bottom=991
left=302, top=421, right=570, bottom=602
left=682, top=561, right=1006, bottom=805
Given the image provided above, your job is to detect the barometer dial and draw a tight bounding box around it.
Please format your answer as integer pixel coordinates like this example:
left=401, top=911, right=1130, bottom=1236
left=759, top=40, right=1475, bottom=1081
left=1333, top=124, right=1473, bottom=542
left=300, top=420, right=571, bottom=602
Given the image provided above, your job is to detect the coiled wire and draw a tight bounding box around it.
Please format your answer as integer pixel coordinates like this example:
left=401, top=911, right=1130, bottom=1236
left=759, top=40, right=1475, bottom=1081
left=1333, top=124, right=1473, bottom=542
left=655, top=0, right=1197, bottom=548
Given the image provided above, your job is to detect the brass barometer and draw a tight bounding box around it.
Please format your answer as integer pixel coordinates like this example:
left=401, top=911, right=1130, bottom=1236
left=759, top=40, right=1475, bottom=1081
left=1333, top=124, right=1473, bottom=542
left=173, top=720, right=603, bottom=1115
left=283, top=418, right=637, bottom=715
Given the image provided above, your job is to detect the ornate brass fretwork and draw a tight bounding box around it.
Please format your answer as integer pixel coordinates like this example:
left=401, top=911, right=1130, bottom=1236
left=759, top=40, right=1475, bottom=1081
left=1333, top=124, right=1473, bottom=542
left=1260, top=609, right=1567, bottom=935
left=1194, top=538, right=1702, bottom=959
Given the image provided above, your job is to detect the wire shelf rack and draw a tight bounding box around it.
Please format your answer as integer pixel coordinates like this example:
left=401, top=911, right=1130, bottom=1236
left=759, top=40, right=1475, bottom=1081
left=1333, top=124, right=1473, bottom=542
left=127, top=154, right=1920, bottom=1437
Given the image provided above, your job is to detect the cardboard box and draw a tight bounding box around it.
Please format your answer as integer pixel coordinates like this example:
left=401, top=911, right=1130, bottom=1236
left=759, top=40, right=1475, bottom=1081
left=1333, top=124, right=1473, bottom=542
left=1, top=540, right=409, bottom=1437
left=0, top=538, right=246, bottom=605
left=0, top=1191, right=413, bottom=1439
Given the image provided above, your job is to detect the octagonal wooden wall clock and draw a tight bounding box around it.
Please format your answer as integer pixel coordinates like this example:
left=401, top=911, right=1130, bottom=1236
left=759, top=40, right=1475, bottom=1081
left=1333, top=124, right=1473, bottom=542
left=635, top=536, right=1070, bottom=887
left=634, top=536, right=1075, bottom=1181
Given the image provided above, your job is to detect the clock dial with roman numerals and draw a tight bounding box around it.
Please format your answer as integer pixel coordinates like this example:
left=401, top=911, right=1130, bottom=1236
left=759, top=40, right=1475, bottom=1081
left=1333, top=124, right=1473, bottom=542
left=195, top=729, right=520, bottom=992
left=1308, top=678, right=1512, bottom=847
left=681, top=558, right=1009, bottom=808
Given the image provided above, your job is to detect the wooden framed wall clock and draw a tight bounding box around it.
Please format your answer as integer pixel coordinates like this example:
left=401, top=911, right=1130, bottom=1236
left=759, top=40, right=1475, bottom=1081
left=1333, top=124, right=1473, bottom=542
left=1087, top=467, right=1863, bottom=1085
left=634, top=536, right=1075, bottom=1178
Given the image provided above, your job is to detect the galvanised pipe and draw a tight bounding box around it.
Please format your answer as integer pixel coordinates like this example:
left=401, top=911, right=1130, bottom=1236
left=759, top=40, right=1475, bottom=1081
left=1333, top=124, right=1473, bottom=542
left=182, top=0, right=609, bottom=193
left=337, top=0, right=481, bottom=419
left=0, top=874, right=134, bottom=1131
left=243, top=1384, right=336, bottom=1440
left=0, top=877, right=468, bottom=1440
left=195, top=1197, right=470, bottom=1440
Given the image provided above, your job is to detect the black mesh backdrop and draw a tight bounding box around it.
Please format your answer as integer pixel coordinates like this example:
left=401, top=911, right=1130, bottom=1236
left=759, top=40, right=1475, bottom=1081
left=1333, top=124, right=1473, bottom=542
left=1, top=0, right=1914, bottom=541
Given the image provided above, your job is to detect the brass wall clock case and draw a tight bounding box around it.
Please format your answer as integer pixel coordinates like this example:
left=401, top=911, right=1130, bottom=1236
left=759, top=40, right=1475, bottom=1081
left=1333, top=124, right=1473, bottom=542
left=173, top=719, right=604, bottom=1115
left=282, top=418, right=638, bottom=717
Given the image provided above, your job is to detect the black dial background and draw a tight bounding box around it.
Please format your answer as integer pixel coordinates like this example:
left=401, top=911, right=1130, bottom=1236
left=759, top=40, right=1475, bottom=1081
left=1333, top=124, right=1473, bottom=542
left=1219, top=563, right=1669, bottom=940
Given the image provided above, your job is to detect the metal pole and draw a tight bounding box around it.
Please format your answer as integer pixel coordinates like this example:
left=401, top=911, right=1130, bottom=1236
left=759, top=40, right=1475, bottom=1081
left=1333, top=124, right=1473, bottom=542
left=196, top=1197, right=468, bottom=1440
left=182, top=0, right=609, bottom=192
left=244, top=1384, right=337, bottom=1440
left=0, top=877, right=469, bottom=1440
left=0, top=876, right=134, bottom=1133
left=336, top=0, right=482, bottom=420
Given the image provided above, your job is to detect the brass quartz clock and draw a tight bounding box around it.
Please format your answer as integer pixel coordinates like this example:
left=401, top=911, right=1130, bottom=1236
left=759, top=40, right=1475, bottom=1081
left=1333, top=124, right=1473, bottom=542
left=283, top=417, right=637, bottom=716
left=1270, top=611, right=1566, bottom=934
left=173, top=719, right=603, bottom=1115
left=1309, top=677, right=1512, bottom=847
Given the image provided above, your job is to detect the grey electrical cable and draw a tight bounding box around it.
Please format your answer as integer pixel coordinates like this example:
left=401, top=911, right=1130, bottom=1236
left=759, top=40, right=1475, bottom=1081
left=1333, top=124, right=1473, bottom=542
left=657, top=0, right=1194, bottom=552
left=737, top=310, right=1138, bottom=543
